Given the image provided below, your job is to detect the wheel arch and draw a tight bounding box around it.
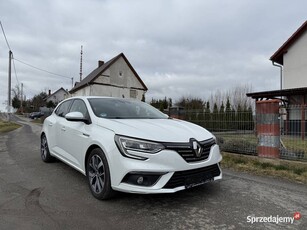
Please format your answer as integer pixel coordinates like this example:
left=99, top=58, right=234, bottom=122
left=84, top=144, right=102, bottom=175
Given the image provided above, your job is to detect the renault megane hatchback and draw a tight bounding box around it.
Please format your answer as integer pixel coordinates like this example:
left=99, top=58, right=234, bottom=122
left=41, top=96, right=222, bottom=200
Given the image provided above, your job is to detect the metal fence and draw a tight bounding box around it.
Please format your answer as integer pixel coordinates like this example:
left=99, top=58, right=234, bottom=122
left=280, top=105, right=306, bottom=161
left=183, top=107, right=307, bottom=162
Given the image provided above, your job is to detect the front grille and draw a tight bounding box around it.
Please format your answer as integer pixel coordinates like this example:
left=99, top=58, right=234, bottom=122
left=163, top=164, right=221, bottom=189
left=163, top=138, right=216, bottom=163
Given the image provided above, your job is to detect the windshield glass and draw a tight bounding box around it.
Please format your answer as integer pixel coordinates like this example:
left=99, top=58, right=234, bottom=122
left=88, top=98, right=168, bottom=119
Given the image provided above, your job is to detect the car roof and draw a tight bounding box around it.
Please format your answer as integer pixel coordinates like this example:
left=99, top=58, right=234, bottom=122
left=63, top=96, right=139, bottom=101
left=66, top=96, right=119, bottom=100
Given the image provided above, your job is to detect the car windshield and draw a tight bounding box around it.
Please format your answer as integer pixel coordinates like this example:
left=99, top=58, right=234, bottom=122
left=88, top=98, right=168, bottom=119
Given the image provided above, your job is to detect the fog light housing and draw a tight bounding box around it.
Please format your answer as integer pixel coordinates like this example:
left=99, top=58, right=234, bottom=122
left=137, top=176, right=144, bottom=185
left=122, top=172, right=166, bottom=187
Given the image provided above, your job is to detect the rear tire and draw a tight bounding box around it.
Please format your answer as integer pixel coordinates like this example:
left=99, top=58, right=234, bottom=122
left=41, top=134, right=54, bottom=162
left=86, top=148, right=115, bottom=200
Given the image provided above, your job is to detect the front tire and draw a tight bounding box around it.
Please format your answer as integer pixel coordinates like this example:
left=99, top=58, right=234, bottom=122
left=86, top=148, right=115, bottom=200
left=41, top=134, right=54, bottom=162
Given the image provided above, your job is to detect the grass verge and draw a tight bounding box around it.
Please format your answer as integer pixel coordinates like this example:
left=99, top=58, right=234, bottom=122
left=221, top=152, right=307, bottom=184
left=31, top=118, right=44, bottom=124
left=0, top=119, right=21, bottom=133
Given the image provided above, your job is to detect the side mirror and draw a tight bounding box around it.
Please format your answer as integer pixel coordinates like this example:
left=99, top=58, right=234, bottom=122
left=65, top=112, right=91, bottom=124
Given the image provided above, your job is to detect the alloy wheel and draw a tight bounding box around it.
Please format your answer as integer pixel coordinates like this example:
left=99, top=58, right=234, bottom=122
left=41, top=136, right=48, bottom=160
left=88, top=154, right=105, bottom=194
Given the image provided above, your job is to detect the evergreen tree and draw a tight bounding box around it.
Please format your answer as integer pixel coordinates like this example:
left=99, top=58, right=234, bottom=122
left=236, top=104, right=243, bottom=130
left=169, top=98, right=173, bottom=108
left=32, top=92, right=48, bottom=111
left=212, top=103, right=219, bottom=131
left=162, top=97, right=168, bottom=110
left=225, top=97, right=232, bottom=130
left=46, top=101, right=56, bottom=108
left=159, top=103, right=164, bottom=111
left=12, top=95, right=21, bottom=109
left=204, top=101, right=211, bottom=130
left=246, top=105, right=254, bottom=130
left=219, top=102, right=225, bottom=131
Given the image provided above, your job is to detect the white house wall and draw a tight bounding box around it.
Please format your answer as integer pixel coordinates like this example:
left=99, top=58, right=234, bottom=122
left=46, top=89, right=68, bottom=103
left=94, top=56, right=144, bottom=89
left=72, top=87, right=91, bottom=97
left=283, top=30, right=307, bottom=89
left=91, top=85, right=143, bottom=100
left=72, top=56, right=146, bottom=100
left=72, top=85, right=143, bottom=100
left=90, top=56, right=145, bottom=99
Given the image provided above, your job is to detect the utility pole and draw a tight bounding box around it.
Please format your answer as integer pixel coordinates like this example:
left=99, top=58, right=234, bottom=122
left=20, top=83, right=23, bottom=113
left=8, top=50, right=12, bottom=113
left=80, top=45, right=83, bottom=82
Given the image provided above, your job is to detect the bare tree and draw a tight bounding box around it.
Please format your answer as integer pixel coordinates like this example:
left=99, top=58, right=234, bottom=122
left=209, top=89, right=227, bottom=111
left=209, top=84, right=254, bottom=112
left=227, top=84, right=254, bottom=111
left=12, top=84, right=21, bottom=100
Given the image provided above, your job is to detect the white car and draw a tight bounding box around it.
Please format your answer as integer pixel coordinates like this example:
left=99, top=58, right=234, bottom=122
left=41, top=96, right=222, bottom=199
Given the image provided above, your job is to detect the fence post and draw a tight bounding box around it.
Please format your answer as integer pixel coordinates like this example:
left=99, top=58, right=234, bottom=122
left=301, top=105, right=305, bottom=140
left=256, top=99, right=280, bottom=158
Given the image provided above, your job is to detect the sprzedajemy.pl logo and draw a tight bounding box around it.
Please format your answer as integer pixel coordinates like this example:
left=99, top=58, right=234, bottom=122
left=247, top=212, right=301, bottom=225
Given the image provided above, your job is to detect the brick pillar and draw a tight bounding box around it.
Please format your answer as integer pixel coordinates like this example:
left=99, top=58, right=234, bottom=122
left=256, top=99, right=280, bottom=158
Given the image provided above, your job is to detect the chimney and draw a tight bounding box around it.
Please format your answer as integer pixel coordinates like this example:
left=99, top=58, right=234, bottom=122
left=98, top=60, right=104, bottom=67
left=48, top=90, right=51, bottom=96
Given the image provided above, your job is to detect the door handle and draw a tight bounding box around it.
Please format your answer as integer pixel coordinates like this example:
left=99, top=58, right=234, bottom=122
left=61, top=127, right=66, bottom=131
left=48, top=122, right=53, bottom=126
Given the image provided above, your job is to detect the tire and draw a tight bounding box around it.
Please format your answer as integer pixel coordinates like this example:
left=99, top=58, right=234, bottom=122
left=41, top=134, right=54, bottom=162
left=86, top=148, right=115, bottom=200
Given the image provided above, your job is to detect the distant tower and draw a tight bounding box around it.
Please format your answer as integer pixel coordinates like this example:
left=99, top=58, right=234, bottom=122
left=79, top=45, right=83, bottom=82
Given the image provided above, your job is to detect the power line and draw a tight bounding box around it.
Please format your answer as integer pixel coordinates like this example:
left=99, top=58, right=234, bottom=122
left=1, top=20, right=73, bottom=87
left=0, top=20, right=11, bottom=50
left=13, top=57, right=72, bottom=79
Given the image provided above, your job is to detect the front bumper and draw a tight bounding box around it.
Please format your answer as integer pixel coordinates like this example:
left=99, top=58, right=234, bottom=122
left=108, top=144, right=222, bottom=194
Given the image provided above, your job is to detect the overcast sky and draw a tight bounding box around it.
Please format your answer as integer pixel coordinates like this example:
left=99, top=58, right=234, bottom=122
left=0, top=0, right=306, bottom=111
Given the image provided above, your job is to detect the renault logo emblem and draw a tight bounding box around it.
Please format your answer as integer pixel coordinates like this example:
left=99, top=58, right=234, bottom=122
left=190, top=138, right=202, bottom=157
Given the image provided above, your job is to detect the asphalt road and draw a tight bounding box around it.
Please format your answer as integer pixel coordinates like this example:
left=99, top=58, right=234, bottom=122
left=0, top=115, right=306, bottom=230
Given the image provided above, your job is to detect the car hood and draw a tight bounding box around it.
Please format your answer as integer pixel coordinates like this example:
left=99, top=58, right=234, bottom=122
left=96, top=118, right=213, bottom=142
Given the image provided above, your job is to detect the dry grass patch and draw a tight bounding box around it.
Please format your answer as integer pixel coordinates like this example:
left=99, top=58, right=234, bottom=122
left=0, top=119, right=21, bottom=133
left=221, top=152, right=307, bottom=184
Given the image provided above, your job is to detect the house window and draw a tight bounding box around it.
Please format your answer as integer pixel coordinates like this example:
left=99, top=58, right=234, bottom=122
left=130, top=89, right=137, bottom=99
left=119, top=71, right=123, bottom=78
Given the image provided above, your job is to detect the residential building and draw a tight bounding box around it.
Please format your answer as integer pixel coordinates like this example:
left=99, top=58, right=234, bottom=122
left=247, top=21, right=307, bottom=136
left=46, top=87, right=68, bottom=104
left=270, top=20, right=307, bottom=89
left=69, top=53, right=147, bottom=100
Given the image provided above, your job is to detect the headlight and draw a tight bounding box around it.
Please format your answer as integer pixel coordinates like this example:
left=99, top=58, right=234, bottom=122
left=115, top=135, right=164, bottom=160
left=211, top=135, right=218, bottom=145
